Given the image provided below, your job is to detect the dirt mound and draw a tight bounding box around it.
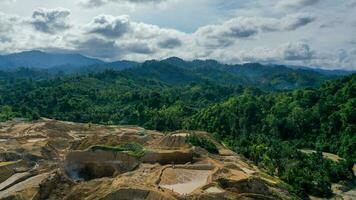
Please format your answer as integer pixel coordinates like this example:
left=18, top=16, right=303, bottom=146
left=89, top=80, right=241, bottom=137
left=155, top=133, right=190, bottom=149
left=71, top=133, right=149, bottom=151
left=204, top=186, right=224, bottom=194
left=141, top=150, right=193, bottom=165
left=0, top=172, right=50, bottom=200
left=64, top=150, right=139, bottom=180
left=217, top=177, right=277, bottom=198
left=0, top=161, right=29, bottom=184
left=100, top=188, right=175, bottom=200
left=159, top=167, right=212, bottom=195
left=0, top=172, right=31, bottom=192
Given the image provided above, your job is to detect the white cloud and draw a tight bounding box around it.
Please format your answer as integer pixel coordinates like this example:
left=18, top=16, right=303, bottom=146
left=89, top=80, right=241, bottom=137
left=194, top=14, right=316, bottom=48
left=67, top=14, right=188, bottom=60
left=86, top=15, right=131, bottom=38
left=31, top=8, right=71, bottom=33
left=0, top=0, right=355, bottom=70
left=157, top=37, right=182, bottom=49
left=280, top=42, right=315, bottom=60
left=281, top=13, right=315, bottom=30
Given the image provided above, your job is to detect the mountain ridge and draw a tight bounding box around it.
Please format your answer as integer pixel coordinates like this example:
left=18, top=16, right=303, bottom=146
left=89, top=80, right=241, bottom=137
left=0, top=51, right=354, bottom=79
left=0, top=50, right=104, bottom=69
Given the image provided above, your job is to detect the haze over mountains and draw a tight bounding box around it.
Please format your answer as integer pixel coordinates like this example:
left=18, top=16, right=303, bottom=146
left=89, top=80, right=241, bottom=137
left=0, top=50, right=354, bottom=75
left=0, top=50, right=354, bottom=92
left=0, top=50, right=103, bottom=69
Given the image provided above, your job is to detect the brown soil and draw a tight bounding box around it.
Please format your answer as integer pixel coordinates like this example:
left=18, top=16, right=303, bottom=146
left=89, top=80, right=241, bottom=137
left=64, top=150, right=139, bottom=180
left=0, top=119, right=295, bottom=200
left=0, top=172, right=50, bottom=200
left=155, top=133, right=190, bottom=149
left=141, top=149, right=194, bottom=165
left=159, top=168, right=212, bottom=195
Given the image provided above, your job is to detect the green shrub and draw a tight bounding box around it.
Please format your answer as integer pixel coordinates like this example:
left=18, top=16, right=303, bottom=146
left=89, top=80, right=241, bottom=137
left=186, top=133, right=219, bottom=154
left=91, top=142, right=146, bottom=158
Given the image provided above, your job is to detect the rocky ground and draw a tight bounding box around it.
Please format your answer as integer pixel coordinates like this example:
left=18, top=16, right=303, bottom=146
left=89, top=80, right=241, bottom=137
left=0, top=118, right=300, bottom=200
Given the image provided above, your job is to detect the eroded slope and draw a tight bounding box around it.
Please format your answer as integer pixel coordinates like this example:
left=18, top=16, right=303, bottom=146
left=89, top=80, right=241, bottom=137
left=0, top=119, right=292, bottom=200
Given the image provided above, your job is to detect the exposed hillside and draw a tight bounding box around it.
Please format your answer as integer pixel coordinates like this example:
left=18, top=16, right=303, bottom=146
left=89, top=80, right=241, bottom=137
left=0, top=119, right=294, bottom=200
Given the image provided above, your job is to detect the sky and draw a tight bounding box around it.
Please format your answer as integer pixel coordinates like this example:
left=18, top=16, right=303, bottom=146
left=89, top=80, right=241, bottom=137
left=0, top=0, right=355, bottom=70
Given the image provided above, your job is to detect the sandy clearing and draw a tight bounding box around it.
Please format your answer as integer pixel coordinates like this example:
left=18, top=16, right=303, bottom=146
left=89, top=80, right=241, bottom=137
left=205, top=186, right=223, bottom=193
left=0, top=172, right=31, bottom=191
left=172, top=133, right=188, bottom=137
left=27, top=138, right=47, bottom=143
left=241, top=167, right=256, bottom=175
left=0, top=173, right=49, bottom=199
left=159, top=168, right=211, bottom=195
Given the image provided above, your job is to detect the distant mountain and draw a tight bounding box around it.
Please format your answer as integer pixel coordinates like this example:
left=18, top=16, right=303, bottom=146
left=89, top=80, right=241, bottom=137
left=49, top=60, right=139, bottom=74
left=125, top=60, right=203, bottom=85
left=0, top=50, right=104, bottom=69
left=162, top=57, right=354, bottom=77
left=285, top=65, right=355, bottom=76
left=121, top=59, right=337, bottom=90
left=0, top=51, right=354, bottom=87
left=0, top=55, right=14, bottom=70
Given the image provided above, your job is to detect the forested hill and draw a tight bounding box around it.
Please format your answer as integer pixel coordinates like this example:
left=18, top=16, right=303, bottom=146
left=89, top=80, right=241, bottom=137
left=0, top=63, right=355, bottom=198
left=126, top=59, right=335, bottom=90
left=1, top=50, right=354, bottom=90
left=0, top=58, right=346, bottom=91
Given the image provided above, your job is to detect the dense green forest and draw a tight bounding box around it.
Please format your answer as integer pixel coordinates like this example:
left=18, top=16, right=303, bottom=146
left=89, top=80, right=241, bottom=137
left=0, top=61, right=355, bottom=199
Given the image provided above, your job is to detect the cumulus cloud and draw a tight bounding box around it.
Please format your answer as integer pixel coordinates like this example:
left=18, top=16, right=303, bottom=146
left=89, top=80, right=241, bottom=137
left=236, top=48, right=280, bottom=63
left=0, top=3, right=355, bottom=70
left=86, top=15, right=131, bottom=38
left=31, top=8, right=71, bottom=34
left=0, top=12, right=27, bottom=53
left=72, top=37, right=120, bottom=59
left=195, top=14, right=315, bottom=48
left=280, top=42, right=315, bottom=60
left=0, top=11, right=70, bottom=54
left=194, top=18, right=257, bottom=48
left=157, top=37, right=182, bottom=49
left=0, top=13, right=18, bottom=33
left=68, top=14, right=186, bottom=59
left=196, top=17, right=258, bottom=42
left=281, top=13, right=315, bottom=30
left=215, top=42, right=316, bottom=65
left=122, top=41, right=155, bottom=54
left=79, top=0, right=166, bottom=8
left=277, top=0, right=320, bottom=10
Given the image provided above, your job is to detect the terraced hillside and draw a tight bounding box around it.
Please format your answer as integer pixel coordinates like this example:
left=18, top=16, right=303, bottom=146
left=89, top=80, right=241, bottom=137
left=0, top=119, right=294, bottom=200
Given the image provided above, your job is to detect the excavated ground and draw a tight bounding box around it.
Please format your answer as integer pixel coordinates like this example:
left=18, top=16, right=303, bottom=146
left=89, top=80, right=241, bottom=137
left=159, top=167, right=212, bottom=194
left=0, top=119, right=304, bottom=200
